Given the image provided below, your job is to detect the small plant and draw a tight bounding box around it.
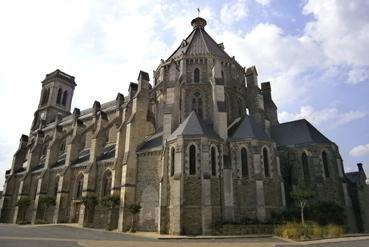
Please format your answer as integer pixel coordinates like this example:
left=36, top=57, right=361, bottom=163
left=128, top=203, right=141, bottom=233
left=274, top=222, right=344, bottom=240
left=100, top=196, right=120, bottom=209
left=290, top=185, right=315, bottom=226
left=100, top=195, right=120, bottom=230
left=309, top=201, right=346, bottom=226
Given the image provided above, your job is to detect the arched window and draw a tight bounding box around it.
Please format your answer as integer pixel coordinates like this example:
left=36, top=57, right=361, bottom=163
left=75, top=174, right=84, bottom=199
left=238, top=98, right=243, bottom=117
left=59, top=141, right=66, bottom=155
left=41, top=88, right=50, bottom=106
left=170, top=147, right=175, bottom=177
left=302, top=153, right=310, bottom=182
left=322, top=151, right=330, bottom=178
left=191, top=92, right=203, bottom=118
left=189, top=145, right=196, bottom=175
left=54, top=176, right=60, bottom=197
left=41, top=143, right=48, bottom=157
left=241, top=148, right=248, bottom=177
left=62, top=91, right=68, bottom=106
left=211, top=146, right=217, bottom=176
left=102, top=170, right=112, bottom=197
left=263, top=148, right=270, bottom=177
left=56, top=88, right=62, bottom=104
left=194, top=68, right=200, bottom=83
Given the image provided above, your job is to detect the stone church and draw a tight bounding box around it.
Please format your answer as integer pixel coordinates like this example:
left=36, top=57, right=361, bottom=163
left=1, top=17, right=369, bottom=235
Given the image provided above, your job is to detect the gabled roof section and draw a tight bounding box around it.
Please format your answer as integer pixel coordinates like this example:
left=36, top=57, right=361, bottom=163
left=228, top=115, right=270, bottom=141
left=168, top=111, right=220, bottom=141
left=167, top=17, right=231, bottom=61
left=271, top=119, right=332, bottom=146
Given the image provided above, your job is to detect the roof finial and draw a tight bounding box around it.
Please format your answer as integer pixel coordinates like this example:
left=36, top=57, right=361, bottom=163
left=197, top=8, right=200, bottom=17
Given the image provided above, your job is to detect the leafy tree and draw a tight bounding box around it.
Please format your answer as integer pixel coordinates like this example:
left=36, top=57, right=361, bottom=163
left=100, top=196, right=120, bottom=209
left=309, top=201, right=346, bottom=226
left=290, top=186, right=315, bottom=226
left=100, top=195, right=120, bottom=230
left=128, top=203, right=141, bottom=233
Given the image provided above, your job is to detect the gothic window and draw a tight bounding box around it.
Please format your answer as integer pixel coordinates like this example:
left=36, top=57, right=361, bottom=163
left=75, top=174, right=84, bottom=199
left=41, top=88, right=50, bottom=106
left=54, top=176, right=60, bottom=197
left=41, top=144, right=48, bottom=158
left=238, top=98, right=243, bottom=117
left=59, top=141, right=66, bottom=155
left=263, top=147, right=270, bottom=177
left=56, top=88, right=62, bottom=104
left=302, top=153, right=310, bottom=182
left=241, top=147, right=248, bottom=177
left=170, top=147, right=175, bottom=177
left=189, top=144, right=196, bottom=175
left=322, top=151, right=330, bottom=178
left=191, top=92, right=203, bottom=118
left=194, top=68, right=200, bottom=83
left=62, top=91, right=68, bottom=106
left=102, top=170, right=112, bottom=197
left=221, top=70, right=224, bottom=80
left=211, top=146, right=217, bottom=176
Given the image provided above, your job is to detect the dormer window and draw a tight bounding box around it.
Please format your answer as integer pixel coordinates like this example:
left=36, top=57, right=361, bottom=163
left=194, top=68, right=200, bottom=83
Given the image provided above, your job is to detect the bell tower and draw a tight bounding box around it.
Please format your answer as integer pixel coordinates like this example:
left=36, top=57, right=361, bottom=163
left=31, top=69, right=76, bottom=130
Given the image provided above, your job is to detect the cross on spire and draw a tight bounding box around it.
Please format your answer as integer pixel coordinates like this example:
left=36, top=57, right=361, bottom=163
left=197, top=8, right=200, bottom=17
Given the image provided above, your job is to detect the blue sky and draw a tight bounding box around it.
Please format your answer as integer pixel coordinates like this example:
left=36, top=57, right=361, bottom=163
left=0, top=0, right=368, bottom=188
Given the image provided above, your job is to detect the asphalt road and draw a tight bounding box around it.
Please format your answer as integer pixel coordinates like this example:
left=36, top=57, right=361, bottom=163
left=1, top=224, right=369, bottom=247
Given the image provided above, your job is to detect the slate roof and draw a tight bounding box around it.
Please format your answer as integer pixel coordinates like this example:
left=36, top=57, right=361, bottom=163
left=137, top=130, right=163, bottom=152
left=168, top=111, right=220, bottom=141
left=98, top=144, right=116, bottom=160
left=228, top=115, right=271, bottom=141
left=167, top=22, right=230, bottom=61
left=271, top=119, right=332, bottom=146
left=346, top=172, right=360, bottom=184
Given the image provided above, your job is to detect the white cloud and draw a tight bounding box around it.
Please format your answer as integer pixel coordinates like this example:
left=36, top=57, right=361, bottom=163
left=303, top=0, right=369, bottom=80
left=217, top=23, right=323, bottom=105
left=255, top=0, right=271, bottom=6
left=348, top=67, right=369, bottom=85
left=278, top=105, right=368, bottom=127
left=350, top=144, right=369, bottom=157
left=220, top=0, right=248, bottom=25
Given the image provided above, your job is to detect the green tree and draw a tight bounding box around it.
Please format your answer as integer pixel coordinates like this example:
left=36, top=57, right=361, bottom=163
left=128, top=203, right=141, bottom=233
left=290, top=186, right=315, bottom=226
left=100, top=195, right=120, bottom=230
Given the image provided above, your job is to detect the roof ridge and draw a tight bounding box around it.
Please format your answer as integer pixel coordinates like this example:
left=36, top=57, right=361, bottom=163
left=199, top=29, right=210, bottom=54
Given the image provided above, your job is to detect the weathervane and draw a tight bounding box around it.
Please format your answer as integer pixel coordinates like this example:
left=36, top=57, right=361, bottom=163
left=197, top=8, right=200, bottom=17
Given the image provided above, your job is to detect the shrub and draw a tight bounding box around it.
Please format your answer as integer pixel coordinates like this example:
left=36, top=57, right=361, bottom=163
left=324, top=224, right=344, bottom=238
left=100, top=196, right=120, bottom=209
left=240, top=217, right=259, bottom=225
left=274, top=222, right=345, bottom=240
left=309, top=201, right=346, bottom=226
